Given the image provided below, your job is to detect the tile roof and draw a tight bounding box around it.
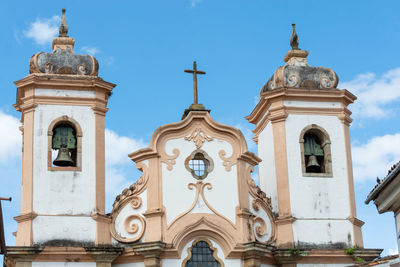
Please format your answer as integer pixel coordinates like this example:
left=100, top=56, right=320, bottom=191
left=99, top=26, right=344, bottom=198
left=349, top=254, right=399, bottom=267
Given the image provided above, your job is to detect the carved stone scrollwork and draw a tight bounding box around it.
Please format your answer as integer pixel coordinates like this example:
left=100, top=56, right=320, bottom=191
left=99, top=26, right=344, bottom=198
left=219, top=150, right=236, bottom=171
left=76, top=64, right=86, bottom=75
left=112, top=162, right=149, bottom=211
left=123, top=214, right=146, bottom=241
left=185, top=128, right=213, bottom=149
left=161, top=148, right=180, bottom=171
left=287, top=74, right=299, bottom=87
left=168, top=181, right=235, bottom=229
left=246, top=165, right=276, bottom=244
left=130, top=196, right=142, bottom=209
left=253, top=217, right=267, bottom=238
left=44, top=62, right=55, bottom=74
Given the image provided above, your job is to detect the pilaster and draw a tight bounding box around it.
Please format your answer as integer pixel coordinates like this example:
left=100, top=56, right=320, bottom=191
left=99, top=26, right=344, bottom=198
left=132, top=242, right=166, bottom=267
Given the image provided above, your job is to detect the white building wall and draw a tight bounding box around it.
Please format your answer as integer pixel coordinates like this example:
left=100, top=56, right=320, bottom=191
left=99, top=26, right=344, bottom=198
left=257, top=123, right=278, bottom=213
left=32, top=216, right=95, bottom=244
left=32, top=104, right=96, bottom=243
left=162, top=137, right=238, bottom=226
left=285, top=113, right=352, bottom=245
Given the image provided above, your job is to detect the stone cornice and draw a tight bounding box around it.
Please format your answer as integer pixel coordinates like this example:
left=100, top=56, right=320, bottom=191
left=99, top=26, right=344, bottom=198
left=246, top=88, right=356, bottom=125
left=14, top=212, right=38, bottom=223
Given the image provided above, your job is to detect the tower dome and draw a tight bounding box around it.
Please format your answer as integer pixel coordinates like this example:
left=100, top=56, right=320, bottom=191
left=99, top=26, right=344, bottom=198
left=261, top=24, right=338, bottom=94
left=29, top=9, right=99, bottom=76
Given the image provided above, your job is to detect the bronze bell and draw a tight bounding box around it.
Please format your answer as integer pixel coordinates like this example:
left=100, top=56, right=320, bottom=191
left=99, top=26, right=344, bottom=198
left=52, top=125, right=76, bottom=167
left=306, top=155, right=320, bottom=173
left=53, top=147, right=74, bottom=166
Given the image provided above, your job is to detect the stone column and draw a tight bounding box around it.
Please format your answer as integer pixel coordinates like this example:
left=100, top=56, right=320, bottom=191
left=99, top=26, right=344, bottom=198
left=86, top=246, right=124, bottom=267
left=132, top=242, right=166, bottom=267
left=243, top=242, right=273, bottom=267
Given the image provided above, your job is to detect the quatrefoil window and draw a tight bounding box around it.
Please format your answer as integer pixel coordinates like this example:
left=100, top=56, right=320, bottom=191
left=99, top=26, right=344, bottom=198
left=185, top=149, right=214, bottom=180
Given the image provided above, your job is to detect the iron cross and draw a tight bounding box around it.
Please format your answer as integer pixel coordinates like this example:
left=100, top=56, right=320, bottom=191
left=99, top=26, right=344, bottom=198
left=184, top=61, right=206, bottom=104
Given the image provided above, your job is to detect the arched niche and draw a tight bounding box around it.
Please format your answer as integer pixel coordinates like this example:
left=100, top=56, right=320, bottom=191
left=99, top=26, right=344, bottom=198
left=299, top=124, right=332, bottom=177
left=47, top=115, right=82, bottom=171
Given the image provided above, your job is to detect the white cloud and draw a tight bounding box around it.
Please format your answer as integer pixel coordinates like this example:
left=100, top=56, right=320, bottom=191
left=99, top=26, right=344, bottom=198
left=190, top=0, right=203, bottom=7
left=0, top=111, right=21, bottom=163
left=352, top=133, right=400, bottom=182
left=340, top=68, right=400, bottom=119
left=105, top=129, right=146, bottom=207
left=24, top=15, right=59, bottom=45
left=105, top=129, right=146, bottom=166
left=388, top=246, right=398, bottom=255
left=81, top=46, right=101, bottom=56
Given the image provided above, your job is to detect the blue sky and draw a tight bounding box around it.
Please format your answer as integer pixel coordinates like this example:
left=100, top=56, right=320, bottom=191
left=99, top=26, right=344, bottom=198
left=1, top=0, right=400, bottom=261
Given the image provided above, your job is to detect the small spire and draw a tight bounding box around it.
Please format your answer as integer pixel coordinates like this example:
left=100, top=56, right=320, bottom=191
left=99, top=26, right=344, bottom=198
left=59, top=8, right=68, bottom=37
left=290, top=23, right=299, bottom=50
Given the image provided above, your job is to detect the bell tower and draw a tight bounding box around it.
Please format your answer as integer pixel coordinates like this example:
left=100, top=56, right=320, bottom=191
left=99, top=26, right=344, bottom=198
left=13, top=9, right=115, bottom=246
left=246, top=25, right=364, bottom=249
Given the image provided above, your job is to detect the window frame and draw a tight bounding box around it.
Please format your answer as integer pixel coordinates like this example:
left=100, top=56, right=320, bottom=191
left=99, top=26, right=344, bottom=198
left=185, top=149, right=214, bottom=180
left=299, top=124, right=333, bottom=177
left=47, top=116, right=82, bottom=171
left=181, top=238, right=225, bottom=267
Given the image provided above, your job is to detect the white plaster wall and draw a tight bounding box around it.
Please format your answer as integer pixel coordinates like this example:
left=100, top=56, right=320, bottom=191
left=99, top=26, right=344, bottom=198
left=285, top=114, right=352, bottom=245
left=162, top=137, right=238, bottom=225
left=284, top=100, right=341, bottom=108
left=114, top=190, right=147, bottom=242
left=113, top=263, right=145, bottom=267
left=35, top=88, right=95, bottom=98
left=162, top=238, right=241, bottom=267
left=292, top=219, right=353, bottom=246
left=257, top=123, right=278, bottom=213
left=33, top=263, right=96, bottom=267
left=261, top=264, right=277, bottom=267
left=32, top=216, right=95, bottom=244
left=285, top=114, right=350, bottom=219
left=33, top=105, right=96, bottom=215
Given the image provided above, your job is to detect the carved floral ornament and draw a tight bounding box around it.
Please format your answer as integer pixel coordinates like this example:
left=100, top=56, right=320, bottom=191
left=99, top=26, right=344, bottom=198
left=185, top=127, right=213, bottom=149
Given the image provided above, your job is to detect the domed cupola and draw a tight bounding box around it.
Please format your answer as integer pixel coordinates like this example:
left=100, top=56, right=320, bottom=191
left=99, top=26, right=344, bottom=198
left=29, top=9, right=99, bottom=76
left=261, top=24, right=338, bottom=93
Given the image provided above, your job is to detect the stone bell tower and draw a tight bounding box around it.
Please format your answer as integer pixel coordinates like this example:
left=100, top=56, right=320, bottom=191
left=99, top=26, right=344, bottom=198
left=246, top=25, right=365, bottom=249
left=13, top=9, right=115, bottom=246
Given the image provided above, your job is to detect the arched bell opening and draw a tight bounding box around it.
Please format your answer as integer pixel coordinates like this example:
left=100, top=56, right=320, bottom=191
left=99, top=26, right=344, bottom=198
left=299, top=124, right=332, bottom=177
left=52, top=124, right=77, bottom=167
left=47, top=116, right=82, bottom=171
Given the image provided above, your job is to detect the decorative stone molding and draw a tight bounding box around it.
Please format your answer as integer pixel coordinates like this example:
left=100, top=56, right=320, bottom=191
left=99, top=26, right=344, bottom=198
left=13, top=212, right=37, bottom=223
left=85, top=246, right=124, bottom=263
left=132, top=242, right=166, bottom=267
left=184, top=127, right=213, bottom=149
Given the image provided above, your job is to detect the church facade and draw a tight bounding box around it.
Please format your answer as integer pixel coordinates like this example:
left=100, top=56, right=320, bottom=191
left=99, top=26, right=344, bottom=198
left=5, top=10, right=382, bottom=267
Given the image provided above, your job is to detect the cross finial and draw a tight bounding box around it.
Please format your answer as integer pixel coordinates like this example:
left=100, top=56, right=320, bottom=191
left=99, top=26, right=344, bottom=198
left=184, top=61, right=206, bottom=105
left=59, top=8, right=69, bottom=37
left=290, top=23, right=299, bottom=50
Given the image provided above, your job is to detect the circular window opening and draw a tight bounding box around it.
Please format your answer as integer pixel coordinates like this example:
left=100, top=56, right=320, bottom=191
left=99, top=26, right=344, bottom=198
left=188, top=153, right=208, bottom=177
left=185, top=150, right=214, bottom=180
